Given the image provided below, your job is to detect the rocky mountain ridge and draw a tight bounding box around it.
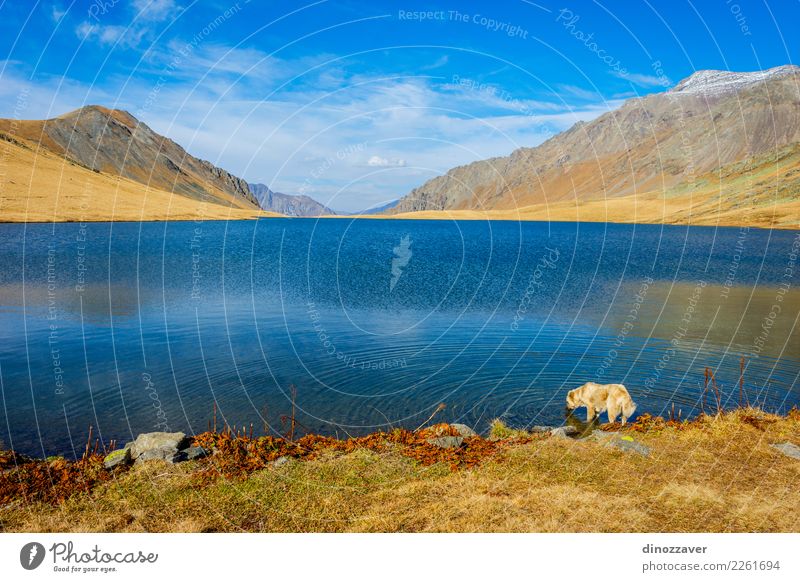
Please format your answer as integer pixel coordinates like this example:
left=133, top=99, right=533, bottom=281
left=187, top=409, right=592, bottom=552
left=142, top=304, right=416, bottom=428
left=390, top=65, right=800, bottom=216
left=0, top=105, right=259, bottom=210
left=249, top=183, right=335, bottom=216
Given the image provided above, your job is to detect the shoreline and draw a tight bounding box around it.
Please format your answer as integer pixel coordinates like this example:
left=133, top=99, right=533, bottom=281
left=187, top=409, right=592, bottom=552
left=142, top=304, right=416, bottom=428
left=1, top=214, right=798, bottom=231
left=322, top=212, right=800, bottom=231
left=2, top=408, right=798, bottom=532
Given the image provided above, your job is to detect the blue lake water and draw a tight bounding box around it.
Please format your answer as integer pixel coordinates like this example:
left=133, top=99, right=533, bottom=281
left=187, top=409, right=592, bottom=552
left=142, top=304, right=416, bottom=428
left=0, top=218, right=798, bottom=457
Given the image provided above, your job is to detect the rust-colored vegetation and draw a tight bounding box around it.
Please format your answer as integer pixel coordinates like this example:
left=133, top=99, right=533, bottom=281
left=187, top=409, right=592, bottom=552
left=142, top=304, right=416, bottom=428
left=0, top=422, right=535, bottom=507
left=192, top=422, right=535, bottom=483
left=0, top=426, right=119, bottom=506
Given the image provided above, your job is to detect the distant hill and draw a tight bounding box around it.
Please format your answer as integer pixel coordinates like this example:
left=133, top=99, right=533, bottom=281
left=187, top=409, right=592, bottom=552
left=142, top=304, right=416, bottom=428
left=248, top=183, right=335, bottom=216
left=389, top=65, right=800, bottom=229
left=0, top=105, right=260, bottom=211
left=355, top=199, right=400, bottom=215
left=0, top=131, right=266, bottom=222
left=0, top=105, right=273, bottom=222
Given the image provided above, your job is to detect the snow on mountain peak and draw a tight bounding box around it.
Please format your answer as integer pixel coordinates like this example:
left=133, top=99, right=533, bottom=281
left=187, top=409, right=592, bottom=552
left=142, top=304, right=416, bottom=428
left=669, top=65, right=799, bottom=96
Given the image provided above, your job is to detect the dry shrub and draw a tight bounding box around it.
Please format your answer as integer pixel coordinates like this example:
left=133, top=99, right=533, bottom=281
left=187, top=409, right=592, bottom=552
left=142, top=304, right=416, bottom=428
left=194, top=423, right=531, bottom=481
left=0, top=453, right=113, bottom=505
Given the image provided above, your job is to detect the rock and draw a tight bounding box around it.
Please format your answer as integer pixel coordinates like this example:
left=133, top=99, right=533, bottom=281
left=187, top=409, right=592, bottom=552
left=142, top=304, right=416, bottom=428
left=427, top=436, right=464, bottom=449
left=103, top=448, right=131, bottom=469
left=591, top=430, right=651, bottom=457
left=129, top=432, right=190, bottom=460
left=550, top=426, right=579, bottom=439
left=613, top=439, right=650, bottom=457
left=530, top=426, right=557, bottom=433
left=771, top=442, right=800, bottom=460
left=272, top=456, right=291, bottom=467
left=450, top=423, right=477, bottom=438
left=183, top=446, right=208, bottom=461
left=136, top=445, right=185, bottom=463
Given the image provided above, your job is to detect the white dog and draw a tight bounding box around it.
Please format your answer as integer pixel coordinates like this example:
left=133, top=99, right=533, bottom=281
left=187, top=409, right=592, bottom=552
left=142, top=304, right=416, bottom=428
left=566, top=382, right=637, bottom=424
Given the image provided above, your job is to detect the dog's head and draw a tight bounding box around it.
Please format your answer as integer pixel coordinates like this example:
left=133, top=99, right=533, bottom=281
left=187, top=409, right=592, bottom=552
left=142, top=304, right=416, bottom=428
left=565, top=389, right=579, bottom=409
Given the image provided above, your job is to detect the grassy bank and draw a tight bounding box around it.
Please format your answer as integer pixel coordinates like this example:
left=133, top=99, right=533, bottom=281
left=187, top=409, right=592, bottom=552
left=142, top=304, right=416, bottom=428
left=0, top=135, right=275, bottom=223
left=1, top=409, right=798, bottom=532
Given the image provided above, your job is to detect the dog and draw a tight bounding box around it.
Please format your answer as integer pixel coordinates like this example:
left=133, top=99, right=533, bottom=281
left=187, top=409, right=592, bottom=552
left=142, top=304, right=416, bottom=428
left=566, top=382, right=637, bottom=424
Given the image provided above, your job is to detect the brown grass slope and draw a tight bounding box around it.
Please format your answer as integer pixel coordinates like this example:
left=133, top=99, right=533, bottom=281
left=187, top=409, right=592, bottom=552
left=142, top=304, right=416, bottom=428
left=0, top=131, right=269, bottom=222
left=387, top=143, right=800, bottom=229
left=2, top=410, right=798, bottom=533
left=0, top=105, right=262, bottom=217
left=390, top=66, right=800, bottom=229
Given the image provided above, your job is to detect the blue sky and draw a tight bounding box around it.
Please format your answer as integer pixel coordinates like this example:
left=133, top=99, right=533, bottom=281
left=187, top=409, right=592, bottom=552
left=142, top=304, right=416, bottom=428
left=1, top=0, right=797, bottom=212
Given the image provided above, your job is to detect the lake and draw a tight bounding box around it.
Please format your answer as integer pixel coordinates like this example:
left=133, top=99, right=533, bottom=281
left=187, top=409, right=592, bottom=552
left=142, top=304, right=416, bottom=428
left=0, top=218, right=798, bottom=457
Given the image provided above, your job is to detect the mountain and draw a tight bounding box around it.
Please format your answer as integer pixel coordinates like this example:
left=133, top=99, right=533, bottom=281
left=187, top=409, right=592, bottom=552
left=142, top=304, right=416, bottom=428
left=249, top=183, right=335, bottom=216
left=389, top=66, right=800, bottom=228
left=356, top=199, right=400, bottom=215
left=0, top=131, right=267, bottom=222
left=0, top=105, right=260, bottom=211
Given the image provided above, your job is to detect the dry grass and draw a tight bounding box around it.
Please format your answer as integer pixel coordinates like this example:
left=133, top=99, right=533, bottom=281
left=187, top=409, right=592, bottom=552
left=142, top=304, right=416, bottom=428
left=355, top=144, right=800, bottom=230
left=379, top=189, right=800, bottom=230
left=0, top=135, right=277, bottom=222
left=2, top=409, right=798, bottom=533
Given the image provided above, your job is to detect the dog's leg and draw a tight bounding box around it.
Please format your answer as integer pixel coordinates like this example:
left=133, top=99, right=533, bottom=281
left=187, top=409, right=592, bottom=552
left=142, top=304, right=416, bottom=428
left=607, top=403, right=619, bottom=424
left=586, top=405, right=595, bottom=422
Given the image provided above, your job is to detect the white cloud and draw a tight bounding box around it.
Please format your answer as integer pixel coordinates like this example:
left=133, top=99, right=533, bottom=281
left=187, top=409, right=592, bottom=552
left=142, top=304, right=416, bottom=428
left=557, top=84, right=600, bottom=100
left=0, top=46, right=618, bottom=213
left=50, top=5, right=66, bottom=22
left=612, top=70, right=673, bottom=88
left=132, top=0, right=179, bottom=21
left=420, top=55, right=449, bottom=71
left=75, top=21, right=147, bottom=47
left=76, top=0, right=178, bottom=48
left=367, top=156, right=407, bottom=167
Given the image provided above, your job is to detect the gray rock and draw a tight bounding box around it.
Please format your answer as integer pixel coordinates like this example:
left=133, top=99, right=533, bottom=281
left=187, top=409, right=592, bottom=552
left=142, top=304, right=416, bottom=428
left=531, top=425, right=557, bottom=433
left=103, top=448, right=131, bottom=469
left=450, top=423, right=477, bottom=438
left=135, top=445, right=184, bottom=464
left=183, top=446, right=208, bottom=461
left=427, top=436, right=464, bottom=449
left=771, top=442, right=800, bottom=460
left=550, top=426, right=579, bottom=439
left=272, top=456, right=291, bottom=467
left=129, top=431, right=190, bottom=460
left=590, top=430, right=651, bottom=457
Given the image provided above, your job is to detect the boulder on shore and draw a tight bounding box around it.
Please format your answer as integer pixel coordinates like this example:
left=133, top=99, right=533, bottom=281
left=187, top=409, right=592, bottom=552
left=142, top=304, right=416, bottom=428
left=102, top=432, right=207, bottom=467
left=427, top=436, right=464, bottom=449
left=590, top=430, right=651, bottom=457
left=126, top=431, right=192, bottom=464
left=771, top=442, right=800, bottom=460
left=550, top=426, right=579, bottom=439
left=272, top=456, right=291, bottom=467
left=184, top=446, right=209, bottom=461
left=103, top=448, right=131, bottom=469
left=136, top=445, right=186, bottom=463
left=450, top=423, right=477, bottom=438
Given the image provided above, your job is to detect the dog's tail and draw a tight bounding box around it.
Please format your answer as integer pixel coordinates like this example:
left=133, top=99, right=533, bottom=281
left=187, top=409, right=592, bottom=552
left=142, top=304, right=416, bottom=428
left=623, top=399, right=637, bottom=419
